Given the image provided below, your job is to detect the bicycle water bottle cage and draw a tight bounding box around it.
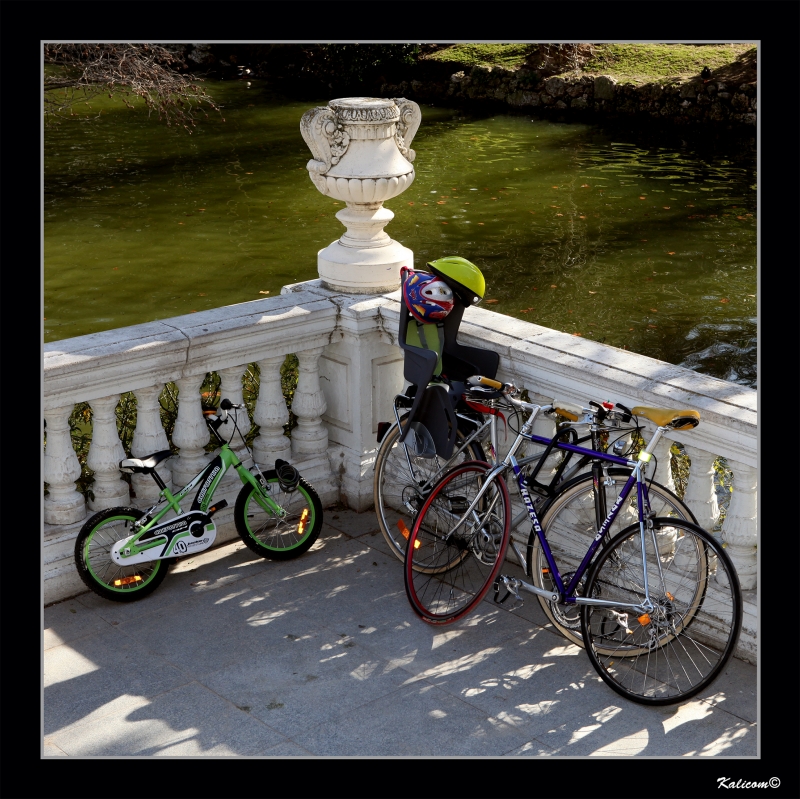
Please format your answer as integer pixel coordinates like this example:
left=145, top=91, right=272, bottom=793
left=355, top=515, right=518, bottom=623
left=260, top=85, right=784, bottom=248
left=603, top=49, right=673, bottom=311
left=275, top=459, right=301, bottom=491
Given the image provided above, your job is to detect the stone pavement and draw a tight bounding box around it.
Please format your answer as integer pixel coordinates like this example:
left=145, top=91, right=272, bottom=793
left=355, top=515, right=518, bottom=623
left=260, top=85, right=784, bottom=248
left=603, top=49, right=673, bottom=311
left=44, top=508, right=758, bottom=758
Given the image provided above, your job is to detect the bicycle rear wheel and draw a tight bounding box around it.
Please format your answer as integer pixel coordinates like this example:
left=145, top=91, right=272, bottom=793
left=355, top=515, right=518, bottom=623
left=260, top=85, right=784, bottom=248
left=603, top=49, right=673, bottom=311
left=581, top=518, right=742, bottom=705
left=404, top=462, right=510, bottom=624
left=373, top=418, right=485, bottom=565
left=528, top=471, right=695, bottom=647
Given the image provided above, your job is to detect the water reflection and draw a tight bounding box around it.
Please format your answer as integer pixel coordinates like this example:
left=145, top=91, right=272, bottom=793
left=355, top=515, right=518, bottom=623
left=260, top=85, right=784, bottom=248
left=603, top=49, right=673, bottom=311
left=44, top=83, right=756, bottom=387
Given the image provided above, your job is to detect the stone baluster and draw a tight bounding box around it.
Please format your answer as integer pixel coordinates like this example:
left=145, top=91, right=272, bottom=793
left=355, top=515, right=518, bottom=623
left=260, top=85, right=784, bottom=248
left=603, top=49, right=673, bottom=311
left=253, top=356, right=292, bottom=467
left=651, top=429, right=677, bottom=494
left=291, top=347, right=329, bottom=458
left=171, top=377, right=210, bottom=488
left=218, top=365, right=252, bottom=460
left=681, top=444, right=719, bottom=533
left=719, top=461, right=757, bottom=591
left=131, top=384, right=172, bottom=502
left=43, top=406, right=86, bottom=524
left=86, top=395, right=130, bottom=510
left=529, top=408, right=561, bottom=477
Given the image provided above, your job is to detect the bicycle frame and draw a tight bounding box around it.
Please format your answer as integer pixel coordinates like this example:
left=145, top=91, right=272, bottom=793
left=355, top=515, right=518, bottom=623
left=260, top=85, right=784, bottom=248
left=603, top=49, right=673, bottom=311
left=447, top=403, right=666, bottom=615
left=113, top=436, right=282, bottom=564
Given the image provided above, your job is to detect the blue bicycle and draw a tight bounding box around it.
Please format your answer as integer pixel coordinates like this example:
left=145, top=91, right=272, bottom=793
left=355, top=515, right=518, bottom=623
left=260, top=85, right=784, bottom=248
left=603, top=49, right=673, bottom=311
left=404, top=377, right=742, bottom=705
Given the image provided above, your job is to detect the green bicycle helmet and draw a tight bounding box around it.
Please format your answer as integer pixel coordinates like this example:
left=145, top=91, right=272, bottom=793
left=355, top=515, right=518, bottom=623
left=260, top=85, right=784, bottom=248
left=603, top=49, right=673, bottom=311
left=427, top=256, right=485, bottom=306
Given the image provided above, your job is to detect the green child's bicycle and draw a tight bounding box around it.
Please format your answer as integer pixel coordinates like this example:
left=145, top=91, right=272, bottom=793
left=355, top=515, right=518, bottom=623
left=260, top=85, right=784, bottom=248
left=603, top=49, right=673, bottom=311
left=74, top=398, right=323, bottom=602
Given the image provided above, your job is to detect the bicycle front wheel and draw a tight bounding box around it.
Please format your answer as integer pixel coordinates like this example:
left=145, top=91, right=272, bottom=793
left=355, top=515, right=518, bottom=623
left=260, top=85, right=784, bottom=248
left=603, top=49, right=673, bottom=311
left=373, top=419, right=485, bottom=565
left=234, top=472, right=323, bottom=560
left=581, top=518, right=742, bottom=705
left=529, top=471, right=695, bottom=647
left=74, top=507, right=169, bottom=602
left=404, top=462, right=510, bottom=624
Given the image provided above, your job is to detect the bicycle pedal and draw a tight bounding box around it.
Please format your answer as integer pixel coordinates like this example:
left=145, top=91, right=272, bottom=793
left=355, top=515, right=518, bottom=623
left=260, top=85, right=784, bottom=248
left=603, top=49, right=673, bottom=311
left=275, top=459, right=300, bottom=491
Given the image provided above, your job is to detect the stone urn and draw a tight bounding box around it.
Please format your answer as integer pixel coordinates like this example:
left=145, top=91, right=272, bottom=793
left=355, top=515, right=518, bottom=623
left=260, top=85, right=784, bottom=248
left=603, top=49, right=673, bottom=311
left=300, top=97, right=421, bottom=293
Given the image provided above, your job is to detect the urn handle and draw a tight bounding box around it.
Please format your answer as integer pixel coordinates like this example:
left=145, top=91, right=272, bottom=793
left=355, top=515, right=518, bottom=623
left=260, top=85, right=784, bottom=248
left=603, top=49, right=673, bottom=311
left=393, top=98, right=421, bottom=163
left=300, top=106, right=352, bottom=192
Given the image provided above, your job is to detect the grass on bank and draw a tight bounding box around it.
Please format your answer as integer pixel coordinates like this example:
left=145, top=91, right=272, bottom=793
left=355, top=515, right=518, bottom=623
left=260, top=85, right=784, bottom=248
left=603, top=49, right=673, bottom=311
left=424, top=42, right=757, bottom=83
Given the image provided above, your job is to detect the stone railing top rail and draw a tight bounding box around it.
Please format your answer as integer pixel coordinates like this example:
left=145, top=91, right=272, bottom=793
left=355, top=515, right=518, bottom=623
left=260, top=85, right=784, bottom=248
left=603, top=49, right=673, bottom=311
left=43, top=291, right=338, bottom=409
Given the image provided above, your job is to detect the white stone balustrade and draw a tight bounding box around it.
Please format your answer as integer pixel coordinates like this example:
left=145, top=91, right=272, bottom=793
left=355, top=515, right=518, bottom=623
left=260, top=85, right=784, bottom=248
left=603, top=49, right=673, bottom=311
left=43, top=406, right=85, bottom=525
left=86, top=394, right=129, bottom=510
left=131, top=385, right=173, bottom=501
left=253, top=356, right=292, bottom=465
left=43, top=283, right=757, bottom=664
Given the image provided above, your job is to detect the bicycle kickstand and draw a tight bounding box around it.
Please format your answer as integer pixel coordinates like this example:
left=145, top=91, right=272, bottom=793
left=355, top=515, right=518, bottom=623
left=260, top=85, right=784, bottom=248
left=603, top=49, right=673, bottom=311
left=493, top=575, right=524, bottom=611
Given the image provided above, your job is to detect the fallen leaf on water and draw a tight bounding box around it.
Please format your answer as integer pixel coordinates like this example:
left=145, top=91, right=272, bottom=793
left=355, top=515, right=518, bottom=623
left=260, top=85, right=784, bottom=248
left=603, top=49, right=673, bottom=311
left=579, top=215, right=586, bottom=219
left=650, top=308, right=658, bottom=312
left=573, top=333, right=582, bottom=336
left=408, top=202, right=415, bottom=205
left=687, top=203, right=695, bottom=207
left=568, top=310, right=573, bottom=314
left=259, top=290, right=270, bottom=295
left=422, top=203, right=428, bottom=206
left=437, top=201, right=446, bottom=205
left=551, top=186, right=559, bottom=189
left=639, top=196, right=646, bottom=200
left=484, top=299, right=499, bottom=304
left=640, top=239, right=647, bottom=242
left=441, top=221, right=448, bottom=225
left=747, top=294, right=755, bottom=297
left=190, top=310, right=197, bottom=313
left=736, top=215, right=745, bottom=220
left=648, top=324, right=657, bottom=329
left=113, top=267, right=118, bottom=270
left=667, top=251, right=675, bottom=255
left=581, top=184, right=590, bottom=188
left=556, top=213, right=563, bottom=217
left=198, top=293, right=207, bottom=297
left=198, top=208, right=206, bottom=211
left=529, top=210, right=536, bottom=214
left=588, top=291, right=597, bottom=294
left=246, top=172, right=253, bottom=175
left=550, top=284, right=558, bottom=288
left=629, top=328, right=634, bottom=331
left=720, top=298, right=730, bottom=303
left=663, top=206, right=671, bottom=209
left=478, top=222, right=484, bottom=225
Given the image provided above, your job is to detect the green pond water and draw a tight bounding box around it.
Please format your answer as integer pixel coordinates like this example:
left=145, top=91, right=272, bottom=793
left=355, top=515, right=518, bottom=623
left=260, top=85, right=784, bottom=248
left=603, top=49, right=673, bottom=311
left=44, top=80, right=757, bottom=387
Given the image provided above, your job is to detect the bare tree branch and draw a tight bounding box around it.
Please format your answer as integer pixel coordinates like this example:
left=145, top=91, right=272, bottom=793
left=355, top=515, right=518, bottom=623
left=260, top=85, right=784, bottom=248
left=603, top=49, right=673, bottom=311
left=44, top=43, right=223, bottom=132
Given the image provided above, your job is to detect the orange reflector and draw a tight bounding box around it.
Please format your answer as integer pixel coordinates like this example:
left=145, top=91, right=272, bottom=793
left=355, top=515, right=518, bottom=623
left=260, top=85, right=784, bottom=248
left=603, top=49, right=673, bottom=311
left=114, top=575, right=143, bottom=587
left=541, top=568, right=550, bottom=574
left=397, top=519, right=411, bottom=540
left=300, top=508, right=309, bottom=521
left=638, top=613, right=651, bottom=626
left=298, top=521, right=305, bottom=535
left=666, top=592, right=674, bottom=601
left=413, top=539, right=421, bottom=549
